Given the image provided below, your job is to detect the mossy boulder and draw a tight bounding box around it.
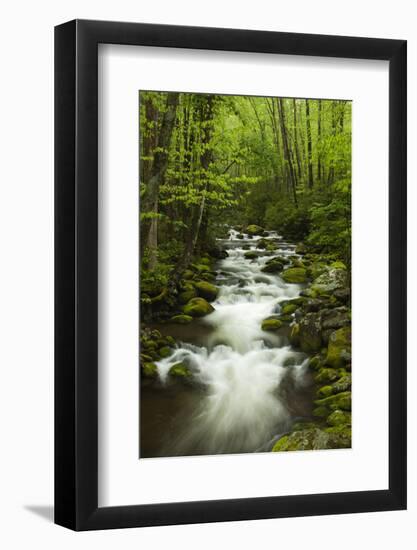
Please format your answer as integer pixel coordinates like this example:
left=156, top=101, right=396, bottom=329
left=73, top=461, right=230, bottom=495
left=244, top=251, right=258, bottom=260
left=261, top=258, right=284, bottom=273
left=327, top=409, right=352, bottom=427
left=281, top=267, right=308, bottom=284
left=245, top=224, right=264, bottom=236
left=159, top=346, right=172, bottom=358
left=313, top=406, right=329, bottom=418
left=277, top=314, right=293, bottom=324
left=289, top=323, right=300, bottom=346
left=324, top=424, right=351, bottom=447
left=261, top=318, right=283, bottom=331
left=308, top=355, right=324, bottom=371
left=178, top=288, right=198, bottom=304
left=311, top=267, right=348, bottom=294
left=316, top=385, right=334, bottom=398
left=330, top=261, right=347, bottom=270
left=194, top=281, right=219, bottom=302
left=314, top=391, right=351, bottom=412
left=142, top=362, right=158, bottom=378
left=256, top=238, right=269, bottom=249
left=332, top=374, right=352, bottom=393
left=168, top=362, right=192, bottom=378
left=170, top=314, right=193, bottom=324
left=183, top=297, right=215, bottom=318
left=326, top=326, right=351, bottom=368
left=281, top=303, right=298, bottom=315
left=272, top=426, right=349, bottom=452
left=314, top=367, right=340, bottom=384
left=298, top=312, right=322, bottom=352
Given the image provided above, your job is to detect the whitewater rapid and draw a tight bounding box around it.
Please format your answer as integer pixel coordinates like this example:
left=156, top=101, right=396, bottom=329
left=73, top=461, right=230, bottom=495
left=154, top=229, right=311, bottom=455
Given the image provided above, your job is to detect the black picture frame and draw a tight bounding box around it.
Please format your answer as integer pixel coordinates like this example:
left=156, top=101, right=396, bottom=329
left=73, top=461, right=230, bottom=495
left=55, top=19, right=407, bottom=531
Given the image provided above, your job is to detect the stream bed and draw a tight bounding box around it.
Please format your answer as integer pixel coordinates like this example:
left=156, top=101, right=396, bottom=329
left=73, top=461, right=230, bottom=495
left=140, top=229, right=315, bottom=458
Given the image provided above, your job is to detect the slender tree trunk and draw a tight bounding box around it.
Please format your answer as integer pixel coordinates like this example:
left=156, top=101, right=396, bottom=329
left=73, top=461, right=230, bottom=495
left=317, top=99, right=322, bottom=186
left=277, top=98, right=298, bottom=206
left=292, top=99, right=302, bottom=181
left=327, top=101, right=337, bottom=186
left=143, top=92, right=179, bottom=271
left=305, top=99, right=314, bottom=189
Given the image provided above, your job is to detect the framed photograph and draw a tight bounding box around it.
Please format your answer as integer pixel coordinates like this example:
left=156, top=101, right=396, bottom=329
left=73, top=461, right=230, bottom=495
left=55, top=20, right=407, bottom=530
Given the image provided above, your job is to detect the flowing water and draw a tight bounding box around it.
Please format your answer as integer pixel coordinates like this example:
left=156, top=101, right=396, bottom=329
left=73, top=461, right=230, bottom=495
left=140, top=229, right=314, bottom=458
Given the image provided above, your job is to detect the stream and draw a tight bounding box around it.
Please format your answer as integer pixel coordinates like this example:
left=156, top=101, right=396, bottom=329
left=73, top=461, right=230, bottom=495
left=140, top=229, right=315, bottom=458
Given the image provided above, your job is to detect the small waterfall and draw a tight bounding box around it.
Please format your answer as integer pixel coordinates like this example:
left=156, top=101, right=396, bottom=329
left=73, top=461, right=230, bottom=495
left=154, top=228, right=311, bottom=456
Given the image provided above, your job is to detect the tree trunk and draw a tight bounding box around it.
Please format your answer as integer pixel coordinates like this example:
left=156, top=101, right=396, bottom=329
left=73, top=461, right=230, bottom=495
left=305, top=99, right=314, bottom=189
left=317, top=99, right=322, bottom=185
left=277, top=98, right=298, bottom=206
left=142, top=92, right=179, bottom=270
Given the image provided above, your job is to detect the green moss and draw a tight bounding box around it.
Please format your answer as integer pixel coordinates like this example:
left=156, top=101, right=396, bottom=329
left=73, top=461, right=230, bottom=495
left=170, top=314, right=193, bottom=324
left=326, top=409, right=352, bottom=426
left=194, top=281, right=219, bottom=302
left=308, top=355, right=324, bottom=371
left=142, top=362, right=158, bottom=378
left=314, top=391, right=351, bottom=411
left=261, top=318, right=283, bottom=331
left=245, top=224, right=264, bottom=235
left=272, top=427, right=343, bottom=452
left=332, top=374, right=351, bottom=393
left=313, top=406, right=329, bottom=418
left=178, top=289, right=197, bottom=304
left=182, top=297, right=215, bottom=317
left=316, top=385, right=333, bottom=398
left=314, top=367, right=340, bottom=384
left=289, top=323, right=300, bottom=346
left=168, top=362, right=191, bottom=378
left=261, top=259, right=284, bottom=273
left=326, top=326, right=351, bottom=368
left=159, top=346, right=172, bottom=358
left=277, top=314, right=293, bottom=324
left=165, top=335, right=175, bottom=346
left=281, top=267, right=308, bottom=284
left=183, top=269, right=195, bottom=280
left=281, top=303, right=298, bottom=315
left=244, top=251, right=258, bottom=260
left=330, top=261, right=347, bottom=270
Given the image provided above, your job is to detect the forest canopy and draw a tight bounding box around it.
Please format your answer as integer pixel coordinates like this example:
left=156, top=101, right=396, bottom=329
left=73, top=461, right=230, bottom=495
left=139, top=91, right=351, bottom=305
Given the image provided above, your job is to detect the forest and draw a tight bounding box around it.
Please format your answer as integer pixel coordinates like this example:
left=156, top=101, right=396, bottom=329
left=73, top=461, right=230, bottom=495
left=140, top=91, right=351, bottom=308
left=139, top=90, right=352, bottom=457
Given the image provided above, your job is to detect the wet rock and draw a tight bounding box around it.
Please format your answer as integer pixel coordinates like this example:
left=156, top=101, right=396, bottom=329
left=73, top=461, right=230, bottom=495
left=289, top=323, right=300, bottom=346
left=208, top=246, right=228, bottom=259
left=311, top=267, right=348, bottom=295
left=178, top=288, right=197, bottom=304
left=314, top=367, right=340, bottom=384
left=326, top=326, right=351, bottom=368
left=321, top=307, right=350, bottom=330
left=194, top=281, right=219, bottom=302
left=332, top=373, right=352, bottom=393
left=281, top=267, right=308, bottom=284
left=298, top=313, right=322, bottom=352
left=272, top=426, right=350, bottom=451
left=182, top=297, right=215, bottom=317
left=168, top=362, right=192, bottom=378
left=170, top=314, right=193, bottom=324
left=256, top=238, right=269, bottom=249
left=327, top=409, right=351, bottom=427
left=261, top=257, right=284, bottom=273
left=159, top=346, right=172, bottom=358
left=142, top=362, right=158, bottom=378
left=244, top=251, right=258, bottom=260
left=261, top=318, right=283, bottom=331
left=245, top=224, right=265, bottom=236
left=281, top=303, right=298, bottom=315
left=314, top=391, right=351, bottom=412
left=334, top=288, right=350, bottom=304
left=316, top=385, right=333, bottom=398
